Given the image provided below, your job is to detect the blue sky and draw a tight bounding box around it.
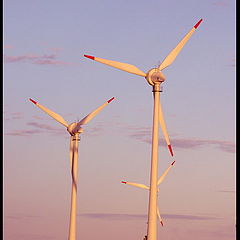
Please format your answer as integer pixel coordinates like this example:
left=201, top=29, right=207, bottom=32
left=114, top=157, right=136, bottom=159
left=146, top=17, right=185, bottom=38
left=4, top=1, right=235, bottom=240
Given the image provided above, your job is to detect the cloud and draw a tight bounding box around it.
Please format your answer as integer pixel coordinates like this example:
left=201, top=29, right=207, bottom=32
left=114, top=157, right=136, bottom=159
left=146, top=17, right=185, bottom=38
left=5, top=129, right=43, bottom=136
left=32, top=115, right=46, bottom=120
left=4, top=52, right=73, bottom=65
left=5, top=214, right=42, bottom=220
left=5, top=118, right=108, bottom=138
left=33, top=59, right=71, bottom=65
left=228, top=58, right=236, bottom=67
left=213, top=0, right=229, bottom=6
left=4, top=54, right=55, bottom=63
left=4, top=44, right=13, bottom=49
left=4, top=111, right=24, bottom=120
left=125, top=125, right=235, bottom=153
left=217, top=190, right=235, bottom=193
left=27, top=122, right=65, bottom=135
left=5, top=121, right=66, bottom=137
left=48, top=47, right=63, bottom=53
left=79, top=213, right=217, bottom=221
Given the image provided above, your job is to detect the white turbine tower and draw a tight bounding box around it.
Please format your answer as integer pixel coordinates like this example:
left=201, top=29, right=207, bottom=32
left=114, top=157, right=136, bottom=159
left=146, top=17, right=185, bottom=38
left=29, top=97, right=114, bottom=240
left=122, top=161, right=175, bottom=227
left=84, top=19, right=202, bottom=240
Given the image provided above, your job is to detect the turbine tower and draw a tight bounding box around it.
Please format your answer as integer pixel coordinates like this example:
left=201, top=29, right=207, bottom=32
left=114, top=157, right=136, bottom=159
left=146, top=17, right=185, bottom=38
left=29, top=97, right=114, bottom=240
left=84, top=19, right=202, bottom=240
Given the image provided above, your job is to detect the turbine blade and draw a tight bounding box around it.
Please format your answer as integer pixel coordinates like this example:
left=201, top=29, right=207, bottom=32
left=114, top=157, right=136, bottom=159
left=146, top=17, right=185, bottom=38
left=29, top=98, right=68, bottom=127
left=157, top=161, right=175, bottom=185
left=159, top=19, right=203, bottom=71
left=77, top=97, right=114, bottom=126
left=157, top=206, right=164, bottom=226
left=121, top=181, right=149, bottom=190
left=159, top=96, right=173, bottom=157
left=84, top=55, right=146, bottom=77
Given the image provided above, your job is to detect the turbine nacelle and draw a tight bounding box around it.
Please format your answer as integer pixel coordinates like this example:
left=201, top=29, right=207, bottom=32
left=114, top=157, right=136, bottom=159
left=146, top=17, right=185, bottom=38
left=146, top=68, right=166, bottom=86
left=67, top=122, right=84, bottom=136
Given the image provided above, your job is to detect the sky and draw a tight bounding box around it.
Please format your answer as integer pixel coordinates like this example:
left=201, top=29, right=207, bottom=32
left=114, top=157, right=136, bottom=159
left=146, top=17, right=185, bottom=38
left=3, top=0, right=236, bottom=240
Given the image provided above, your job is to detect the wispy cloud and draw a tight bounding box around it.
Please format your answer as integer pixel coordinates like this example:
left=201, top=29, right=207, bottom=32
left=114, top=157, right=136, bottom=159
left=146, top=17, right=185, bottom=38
left=4, top=54, right=56, bottom=63
left=5, top=129, right=43, bottom=136
left=228, top=58, right=236, bottom=67
left=32, top=115, right=46, bottom=120
left=27, top=122, right=65, bottom=135
left=5, top=121, right=65, bottom=137
left=4, top=44, right=13, bottom=49
left=4, top=232, right=54, bottom=240
left=5, top=120, right=107, bottom=137
left=4, top=111, right=24, bottom=120
left=4, top=52, right=73, bottom=65
left=33, top=59, right=72, bottom=65
left=217, top=190, right=235, bottom=193
left=5, top=214, right=42, bottom=220
left=48, top=47, right=63, bottom=53
left=79, top=213, right=217, bottom=221
left=122, top=125, right=235, bottom=153
left=213, top=0, right=230, bottom=6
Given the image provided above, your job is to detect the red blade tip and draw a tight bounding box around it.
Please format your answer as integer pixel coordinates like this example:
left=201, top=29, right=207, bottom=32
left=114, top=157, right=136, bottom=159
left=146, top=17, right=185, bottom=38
left=121, top=181, right=127, bottom=184
left=29, top=98, right=37, bottom=104
left=84, top=55, right=95, bottom=60
left=171, top=161, right=176, bottom=166
left=168, top=145, right=174, bottom=157
left=160, top=221, right=164, bottom=226
left=194, top=19, right=203, bottom=29
left=108, top=97, right=115, bottom=103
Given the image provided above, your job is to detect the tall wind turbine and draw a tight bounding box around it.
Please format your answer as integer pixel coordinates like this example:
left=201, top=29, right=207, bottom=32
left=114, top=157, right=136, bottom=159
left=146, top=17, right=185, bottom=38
left=84, top=19, right=202, bottom=240
left=122, top=161, right=175, bottom=227
left=29, top=97, right=114, bottom=240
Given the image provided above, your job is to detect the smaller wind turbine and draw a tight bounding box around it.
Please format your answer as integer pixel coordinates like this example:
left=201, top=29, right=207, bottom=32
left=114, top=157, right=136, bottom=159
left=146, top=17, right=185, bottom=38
left=29, top=97, right=114, bottom=240
left=121, top=160, right=175, bottom=226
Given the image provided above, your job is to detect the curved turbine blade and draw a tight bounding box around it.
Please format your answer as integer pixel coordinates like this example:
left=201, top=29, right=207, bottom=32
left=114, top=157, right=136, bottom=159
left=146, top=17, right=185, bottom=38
left=84, top=55, right=146, bottom=77
left=157, top=206, right=164, bottom=226
left=77, top=97, right=114, bottom=126
left=159, top=96, right=173, bottom=156
left=121, top=181, right=149, bottom=190
left=157, top=161, right=175, bottom=185
left=29, top=98, right=69, bottom=127
left=159, top=19, right=203, bottom=71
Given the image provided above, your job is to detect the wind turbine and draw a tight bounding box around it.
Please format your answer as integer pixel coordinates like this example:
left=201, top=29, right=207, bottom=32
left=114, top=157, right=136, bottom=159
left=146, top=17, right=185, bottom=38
left=84, top=19, right=202, bottom=240
left=29, top=97, right=114, bottom=240
left=121, top=160, right=175, bottom=227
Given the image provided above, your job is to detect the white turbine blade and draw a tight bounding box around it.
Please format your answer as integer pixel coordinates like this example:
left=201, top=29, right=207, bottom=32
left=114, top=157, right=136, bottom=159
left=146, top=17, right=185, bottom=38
left=84, top=55, right=146, bottom=77
left=121, top=181, right=149, bottom=190
left=77, top=97, right=114, bottom=126
left=157, top=206, right=164, bottom=226
left=159, top=19, right=203, bottom=71
left=157, top=161, right=175, bottom=185
left=159, top=96, right=173, bottom=157
left=29, top=98, right=68, bottom=127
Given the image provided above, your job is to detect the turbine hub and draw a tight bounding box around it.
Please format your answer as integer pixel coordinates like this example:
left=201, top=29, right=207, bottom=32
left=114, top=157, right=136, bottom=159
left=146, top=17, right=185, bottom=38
left=67, top=122, right=84, bottom=136
left=145, top=68, right=166, bottom=86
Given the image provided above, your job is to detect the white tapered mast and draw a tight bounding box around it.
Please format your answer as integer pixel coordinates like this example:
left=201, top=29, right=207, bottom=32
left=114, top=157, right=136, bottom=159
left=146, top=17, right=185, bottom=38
left=147, top=83, right=160, bottom=239
left=68, top=134, right=79, bottom=240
